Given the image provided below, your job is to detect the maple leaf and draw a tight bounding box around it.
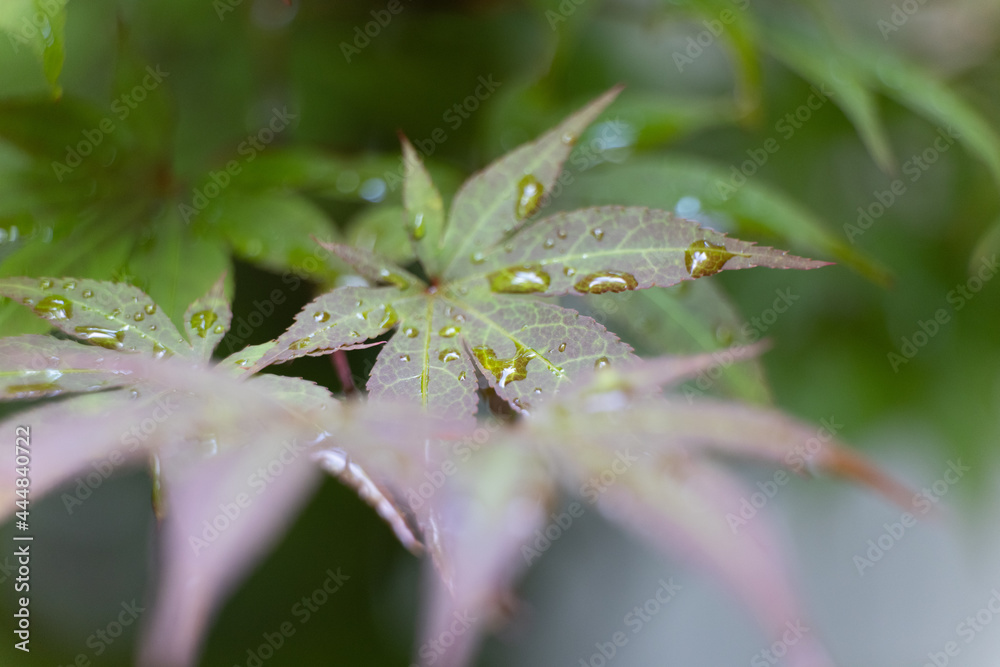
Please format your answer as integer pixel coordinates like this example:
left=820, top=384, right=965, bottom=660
left=328, top=348, right=911, bottom=667
left=0, top=275, right=433, bottom=666
left=250, top=86, right=830, bottom=422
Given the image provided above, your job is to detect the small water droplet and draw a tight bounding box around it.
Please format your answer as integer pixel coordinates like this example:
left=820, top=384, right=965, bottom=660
left=411, top=212, right=426, bottom=240
left=399, top=354, right=410, bottom=362
left=144, top=303, right=157, bottom=315
left=213, top=324, right=224, bottom=334
left=377, top=268, right=410, bottom=289
left=355, top=300, right=363, bottom=308
left=81, top=289, right=93, bottom=298
left=557, top=229, right=567, bottom=239
left=21, top=297, right=34, bottom=306
left=313, top=311, right=331, bottom=323
left=560, top=132, right=576, bottom=145
left=62, top=281, right=76, bottom=290
left=503, top=243, right=514, bottom=253
left=438, top=348, right=461, bottom=362
left=473, top=343, right=537, bottom=387
left=515, top=174, right=545, bottom=220
left=148, top=325, right=157, bottom=331
left=458, top=371, right=467, bottom=381
left=151, top=343, right=167, bottom=359
left=563, top=266, right=576, bottom=277
left=235, top=358, right=249, bottom=367
left=533, top=387, right=542, bottom=394
left=34, top=295, right=72, bottom=321
left=512, top=397, right=531, bottom=412
left=190, top=310, right=218, bottom=338
left=454, top=314, right=467, bottom=323
left=74, top=325, right=127, bottom=350
left=439, top=325, right=460, bottom=338
left=288, top=337, right=313, bottom=350
left=684, top=240, right=737, bottom=278
left=349, top=330, right=361, bottom=338
left=39, top=278, right=53, bottom=290
left=134, top=312, right=145, bottom=322
left=488, top=264, right=551, bottom=294
left=591, top=228, right=604, bottom=241
left=594, top=356, right=610, bottom=370
left=543, top=238, right=555, bottom=249
left=470, top=251, right=486, bottom=265
left=111, top=308, right=122, bottom=317
left=404, top=327, right=419, bottom=338
left=573, top=271, right=638, bottom=294
left=558, top=342, right=566, bottom=352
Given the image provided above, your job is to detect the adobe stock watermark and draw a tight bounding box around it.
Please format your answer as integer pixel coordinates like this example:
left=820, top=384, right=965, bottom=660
left=340, top=0, right=411, bottom=62
left=578, top=578, right=682, bottom=667
left=853, top=458, right=969, bottom=576
left=920, top=587, right=1000, bottom=667
left=878, top=0, right=931, bottom=39
left=5, top=0, right=63, bottom=54
left=50, top=65, right=170, bottom=182
left=55, top=600, right=145, bottom=667
left=177, top=106, right=298, bottom=223
left=887, top=253, right=997, bottom=372
left=521, top=447, right=638, bottom=565
left=725, top=417, right=843, bottom=534
left=544, top=0, right=588, bottom=30
left=672, top=0, right=752, bottom=72
left=410, top=610, right=477, bottom=667
left=231, top=566, right=349, bottom=667
left=750, top=619, right=811, bottom=666
left=844, top=126, right=959, bottom=244
left=715, top=83, right=834, bottom=200
left=381, top=75, right=502, bottom=192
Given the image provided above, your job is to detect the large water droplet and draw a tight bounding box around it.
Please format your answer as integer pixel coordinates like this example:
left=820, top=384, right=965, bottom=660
left=34, top=295, right=72, bottom=321
left=488, top=264, right=551, bottom=294
left=190, top=310, right=218, bottom=338
left=439, top=325, right=460, bottom=338
left=515, top=174, right=544, bottom=220
left=74, top=325, right=126, bottom=350
left=685, top=240, right=737, bottom=278
left=573, top=271, right=638, bottom=294
left=558, top=342, right=566, bottom=352
left=144, top=303, right=157, bottom=315
left=438, top=348, right=461, bottom=362
left=314, top=311, right=331, bottom=322
left=152, top=343, right=167, bottom=359
left=473, top=342, right=537, bottom=387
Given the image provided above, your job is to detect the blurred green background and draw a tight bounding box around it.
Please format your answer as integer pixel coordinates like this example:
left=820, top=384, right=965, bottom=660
left=1, top=0, right=999, bottom=665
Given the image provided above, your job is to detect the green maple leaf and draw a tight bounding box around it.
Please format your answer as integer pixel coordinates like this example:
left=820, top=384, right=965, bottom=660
left=251, top=87, right=829, bottom=419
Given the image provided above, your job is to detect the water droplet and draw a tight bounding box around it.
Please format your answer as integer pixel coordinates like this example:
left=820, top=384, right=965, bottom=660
left=684, top=240, right=737, bottom=278
left=148, top=325, right=157, bottom=331
left=573, top=271, right=638, bottom=294
left=515, top=174, right=544, bottom=220
left=533, top=387, right=542, bottom=394
left=134, top=312, right=145, bottom=322
left=563, top=266, right=576, bottom=277
left=399, top=354, right=410, bottom=362
left=74, top=325, right=126, bottom=350
left=377, top=268, right=410, bottom=289
left=439, top=325, right=460, bottom=338
left=62, top=281, right=76, bottom=290
left=81, top=289, right=93, bottom=298
left=411, top=212, right=426, bottom=240
left=144, top=304, right=157, bottom=315
left=473, top=342, right=537, bottom=387
left=404, top=327, right=419, bottom=338
left=235, top=359, right=249, bottom=367
left=512, top=397, right=531, bottom=412
left=213, top=324, right=224, bottom=334
left=458, top=371, right=467, bottom=381
left=39, top=278, right=53, bottom=290
left=288, top=337, right=313, bottom=350
left=594, top=356, right=610, bottom=370
left=111, top=308, right=122, bottom=317
left=591, top=228, right=605, bottom=241
left=438, top=348, right=461, bottom=362
left=557, top=229, right=567, bottom=240
left=313, top=311, right=331, bottom=323
left=560, top=132, right=576, bottom=145
left=503, top=243, right=514, bottom=253
left=34, top=295, right=72, bottom=321
left=543, top=238, right=555, bottom=249
left=151, top=343, right=167, bottom=359
left=21, top=298, right=33, bottom=306
left=470, top=251, right=486, bottom=265
left=190, top=310, right=218, bottom=338
left=349, top=330, right=361, bottom=338
left=488, top=264, right=552, bottom=294
left=558, top=342, right=566, bottom=352
left=6, top=382, right=60, bottom=396
left=454, top=314, right=466, bottom=323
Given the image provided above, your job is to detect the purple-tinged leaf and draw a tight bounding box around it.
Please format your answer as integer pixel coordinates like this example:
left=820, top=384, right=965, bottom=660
left=0, top=335, right=136, bottom=399
left=440, top=86, right=623, bottom=277
left=585, top=455, right=836, bottom=667
left=416, top=443, right=554, bottom=667
left=251, top=286, right=405, bottom=370
left=450, top=289, right=634, bottom=413
left=314, top=239, right=423, bottom=291
left=366, top=297, right=479, bottom=424
left=183, top=273, right=231, bottom=360
left=452, top=207, right=831, bottom=296
left=218, top=341, right=277, bottom=375
left=401, top=135, right=447, bottom=276
left=0, top=277, right=189, bottom=356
